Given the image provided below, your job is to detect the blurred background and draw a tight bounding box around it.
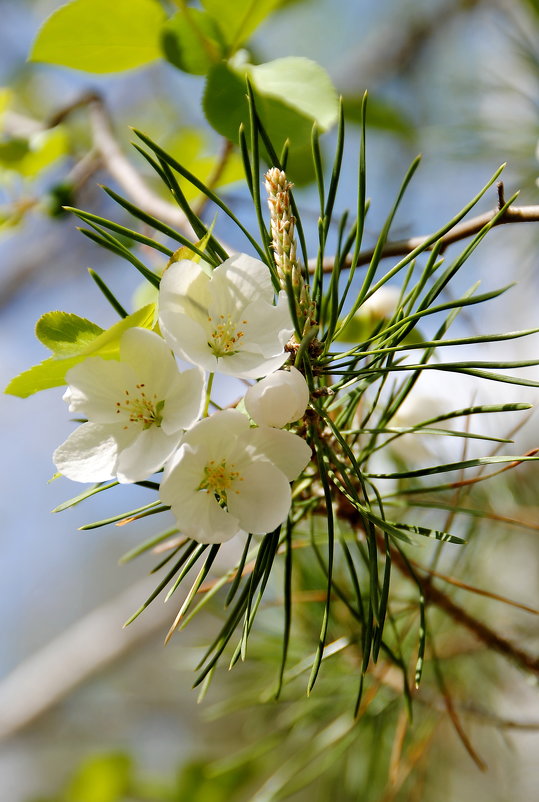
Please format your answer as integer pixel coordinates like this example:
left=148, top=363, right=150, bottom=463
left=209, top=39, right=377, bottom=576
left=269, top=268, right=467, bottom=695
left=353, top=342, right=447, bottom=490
left=1, top=0, right=538, bottom=799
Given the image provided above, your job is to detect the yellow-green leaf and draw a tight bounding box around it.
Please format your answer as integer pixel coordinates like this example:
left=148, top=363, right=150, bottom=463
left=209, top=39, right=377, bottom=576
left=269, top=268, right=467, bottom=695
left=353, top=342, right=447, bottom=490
left=162, top=9, right=224, bottom=75
left=36, top=312, right=104, bottom=356
left=6, top=304, right=156, bottom=398
left=201, top=0, right=283, bottom=50
left=203, top=57, right=338, bottom=153
left=30, top=0, right=166, bottom=74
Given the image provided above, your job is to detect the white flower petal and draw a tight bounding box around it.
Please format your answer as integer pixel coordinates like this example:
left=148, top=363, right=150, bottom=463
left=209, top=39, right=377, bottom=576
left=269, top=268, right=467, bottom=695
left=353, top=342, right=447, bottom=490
left=57, top=327, right=205, bottom=485
left=160, top=259, right=211, bottom=326
left=158, top=252, right=292, bottom=378
left=160, top=445, right=241, bottom=543
left=246, top=427, right=311, bottom=480
left=120, top=327, right=179, bottom=397
left=162, top=315, right=215, bottom=372
left=180, top=409, right=251, bottom=461
left=240, top=293, right=293, bottom=358
left=228, top=460, right=291, bottom=534
left=210, top=253, right=274, bottom=314
left=116, top=426, right=181, bottom=483
left=214, top=348, right=289, bottom=379
left=53, top=422, right=125, bottom=482
left=64, top=358, right=136, bottom=422
left=160, top=366, right=206, bottom=434
left=179, top=491, right=242, bottom=544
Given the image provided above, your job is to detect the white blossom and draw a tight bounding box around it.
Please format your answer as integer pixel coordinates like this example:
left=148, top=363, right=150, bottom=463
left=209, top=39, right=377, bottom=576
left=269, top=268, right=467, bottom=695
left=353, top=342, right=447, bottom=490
left=158, top=253, right=294, bottom=379
left=160, top=409, right=311, bottom=544
left=53, top=328, right=205, bottom=484
left=245, top=366, right=310, bottom=428
left=360, top=286, right=400, bottom=322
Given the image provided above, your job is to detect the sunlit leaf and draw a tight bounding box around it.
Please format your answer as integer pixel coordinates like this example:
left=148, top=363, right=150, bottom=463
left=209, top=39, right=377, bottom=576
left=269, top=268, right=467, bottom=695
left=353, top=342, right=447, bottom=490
left=201, top=0, right=283, bottom=49
left=65, top=752, right=131, bottom=802
left=0, top=87, right=13, bottom=119
left=0, top=128, right=69, bottom=179
left=30, top=0, right=166, bottom=73
left=343, top=94, right=416, bottom=140
left=204, top=56, right=338, bottom=150
left=163, top=128, right=243, bottom=201
left=36, top=312, right=104, bottom=356
left=5, top=304, right=155, bottom=397
left=162, top=9, right=224, bottom=75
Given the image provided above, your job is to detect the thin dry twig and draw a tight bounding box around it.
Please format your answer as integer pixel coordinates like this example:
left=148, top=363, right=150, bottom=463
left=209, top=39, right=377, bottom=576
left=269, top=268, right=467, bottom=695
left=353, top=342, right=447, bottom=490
left=7, top=91, right=195, bottom=233
left=315, top=202, right=539, bottom=273
left=409, top=561, right=539, bottom=615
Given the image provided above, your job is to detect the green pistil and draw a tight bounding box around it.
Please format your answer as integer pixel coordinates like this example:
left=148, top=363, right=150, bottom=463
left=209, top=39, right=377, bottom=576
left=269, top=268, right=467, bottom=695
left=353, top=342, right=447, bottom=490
left=197, top=459, right=242, bottom=506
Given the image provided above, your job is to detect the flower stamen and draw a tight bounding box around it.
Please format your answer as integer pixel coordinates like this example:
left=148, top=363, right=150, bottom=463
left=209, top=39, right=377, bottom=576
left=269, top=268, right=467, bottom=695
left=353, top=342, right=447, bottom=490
left=115, top=386, right=164, bottom=429
left=198, top=458, right=243, bottom=506
left=207, top=313, right=247, bottom=358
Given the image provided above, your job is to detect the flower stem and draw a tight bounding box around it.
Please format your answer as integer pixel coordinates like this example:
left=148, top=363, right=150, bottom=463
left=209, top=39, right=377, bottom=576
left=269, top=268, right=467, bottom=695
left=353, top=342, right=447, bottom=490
left=203, top=373, right=214, bottom=417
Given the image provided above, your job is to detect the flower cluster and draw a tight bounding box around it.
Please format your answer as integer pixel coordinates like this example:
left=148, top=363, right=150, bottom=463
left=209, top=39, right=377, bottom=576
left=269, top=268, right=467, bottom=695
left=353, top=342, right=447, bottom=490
left=54, top=254, right=312, bottom=543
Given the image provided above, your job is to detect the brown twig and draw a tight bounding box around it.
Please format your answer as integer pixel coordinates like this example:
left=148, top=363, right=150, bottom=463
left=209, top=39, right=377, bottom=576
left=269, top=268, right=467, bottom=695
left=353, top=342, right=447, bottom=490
left=409, top=561, right=539, bottom=615
left=386, top=542, right=539, bottom=677
left=9, top=90, right=196, bottom=234
left=316, top=202, right=539, bottom=273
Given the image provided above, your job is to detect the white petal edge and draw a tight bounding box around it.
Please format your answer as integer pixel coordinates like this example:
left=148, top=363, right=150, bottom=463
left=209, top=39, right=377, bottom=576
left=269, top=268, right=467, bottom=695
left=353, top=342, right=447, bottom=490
left=246, top=427, right=312, bottom=481
left=53, top=422, right=122, bottom=483
left=228, top=460, right=291, bottom=534
left=116, top=426, right=181, bottom=483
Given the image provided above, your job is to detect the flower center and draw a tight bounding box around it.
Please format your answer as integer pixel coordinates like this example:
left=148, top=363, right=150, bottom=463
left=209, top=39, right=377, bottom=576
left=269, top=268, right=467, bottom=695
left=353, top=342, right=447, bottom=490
left=198, top=459, right=243, bottom=506
left=207, top=314, right=247, bottom=358
left=115, top=384, right=165, bottom=430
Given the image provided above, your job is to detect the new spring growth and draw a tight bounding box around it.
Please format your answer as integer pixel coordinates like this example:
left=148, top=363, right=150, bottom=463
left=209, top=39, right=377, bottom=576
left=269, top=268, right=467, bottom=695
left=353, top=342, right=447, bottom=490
left=265, top=167, right=299, bottom=287
left=265, top=167, right=314, bottom=328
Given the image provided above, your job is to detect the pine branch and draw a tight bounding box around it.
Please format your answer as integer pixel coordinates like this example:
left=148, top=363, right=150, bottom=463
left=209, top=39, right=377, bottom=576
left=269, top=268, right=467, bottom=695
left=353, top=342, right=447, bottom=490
left=316, top=198, right=539, bottom=273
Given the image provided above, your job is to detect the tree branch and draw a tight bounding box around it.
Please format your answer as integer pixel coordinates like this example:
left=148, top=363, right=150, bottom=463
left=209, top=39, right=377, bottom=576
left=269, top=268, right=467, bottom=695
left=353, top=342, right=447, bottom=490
left=387, top=539, right=539, bottom=677
left=317, top=201, right=539, bottom=273
left=0, top=577, right=174, bottom=740
left=5, top=91, right=196, bottom=235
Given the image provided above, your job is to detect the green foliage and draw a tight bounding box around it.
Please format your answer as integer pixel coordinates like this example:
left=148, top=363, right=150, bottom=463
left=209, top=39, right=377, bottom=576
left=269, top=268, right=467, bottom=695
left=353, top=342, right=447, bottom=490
left=162, top=128, right=244, bottom=201
left=5, top=305, right=155, bottom=398
left=64, top=753, right=131, bottom=802
left=201, top=0, right=284, bottom=50
left=36, top=312, right=104, bottom=356
left=26, top=751, right=255, bottom=802
left=343, top=94, right=416, bottom=140
left=173, top=760, right=254, bottom=802
left=162, top=9, right=225, bottom=75
left=30, top=0, right=166, bottom=73
left=204, top=56, right=339, bottom=151
left=0, top=129, right=69, bottom=179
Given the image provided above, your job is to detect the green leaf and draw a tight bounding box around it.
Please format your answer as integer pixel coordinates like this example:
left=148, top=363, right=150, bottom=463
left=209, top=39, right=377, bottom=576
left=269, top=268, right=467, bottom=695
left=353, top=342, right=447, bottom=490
left=0, top=137, right=29, bottom=164
left=5, top=304, right=155, bottom=398
left=0, top=87, right=12, bottom=119
left=201, top=0, right=283, bottom=50
left=162, top=128, right=244, bottom=201
left=65, top=752, right=131, bottom=802
left=248, top=58, right=338, bottom=131
left=30, top=0, right=166, bottom=73
left=5, top=355, right=91, bottom=398
left=0, top=129, right=69, bottom=179
left=161, top=9, right=224, bottom=75
left=36, top=312, right=104, bottom=356
left=204, top=56, right=338, bottom=151
left=343, top=94, right=416, bottom=140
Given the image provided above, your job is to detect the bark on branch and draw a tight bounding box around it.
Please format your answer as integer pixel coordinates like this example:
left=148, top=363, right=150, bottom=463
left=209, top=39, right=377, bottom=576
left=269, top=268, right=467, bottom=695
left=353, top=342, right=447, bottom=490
left=316, top=201, right=539, bottom=273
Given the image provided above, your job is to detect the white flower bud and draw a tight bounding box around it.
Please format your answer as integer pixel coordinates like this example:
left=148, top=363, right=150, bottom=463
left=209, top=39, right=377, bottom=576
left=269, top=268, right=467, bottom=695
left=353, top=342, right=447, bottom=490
left=245, top=367, right=309, bottom=428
